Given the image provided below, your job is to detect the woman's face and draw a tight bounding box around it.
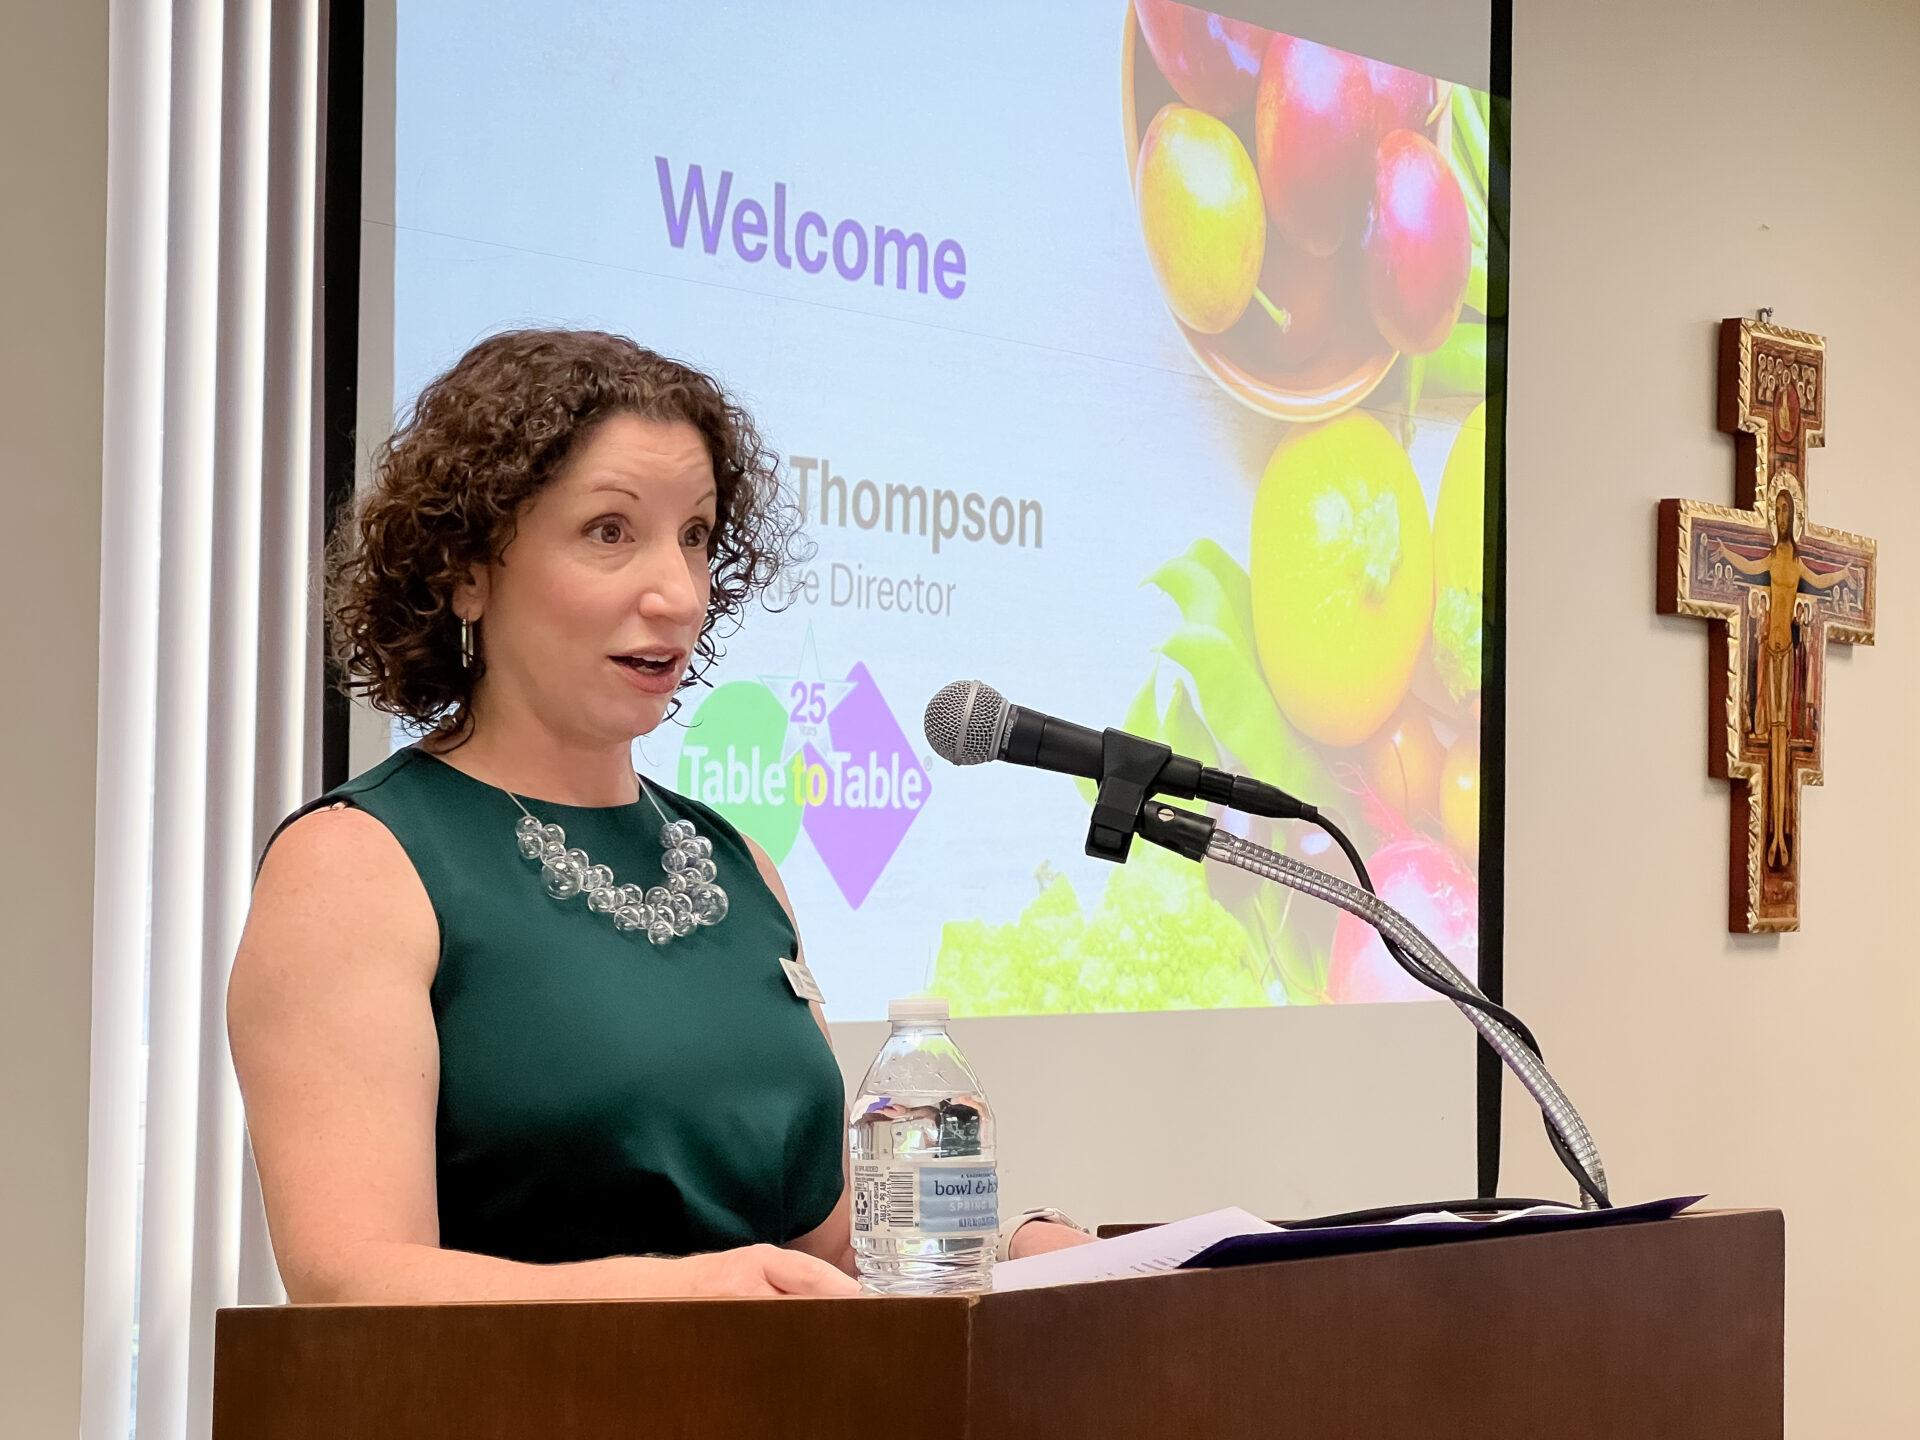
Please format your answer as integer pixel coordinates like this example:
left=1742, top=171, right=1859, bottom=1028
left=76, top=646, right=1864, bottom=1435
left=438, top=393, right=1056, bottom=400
left=464, top=412, right=717, bottom=746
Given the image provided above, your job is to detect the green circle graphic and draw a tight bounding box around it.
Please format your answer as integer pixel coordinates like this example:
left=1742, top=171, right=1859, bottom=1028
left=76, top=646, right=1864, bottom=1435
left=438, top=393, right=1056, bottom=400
left=679, top=681, right=802, bottom=863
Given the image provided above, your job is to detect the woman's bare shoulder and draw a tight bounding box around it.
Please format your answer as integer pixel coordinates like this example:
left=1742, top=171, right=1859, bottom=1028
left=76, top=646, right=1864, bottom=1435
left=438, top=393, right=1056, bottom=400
left=245, top=803, right=439, bottom=985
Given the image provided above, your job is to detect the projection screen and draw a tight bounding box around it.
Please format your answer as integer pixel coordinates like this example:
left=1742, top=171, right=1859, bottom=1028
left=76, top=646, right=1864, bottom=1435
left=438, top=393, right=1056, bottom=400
left=355, top=0, right=1505, bottom=1220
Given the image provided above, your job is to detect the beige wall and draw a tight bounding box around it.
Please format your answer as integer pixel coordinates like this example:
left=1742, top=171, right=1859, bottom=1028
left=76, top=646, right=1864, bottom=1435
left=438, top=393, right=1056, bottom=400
left=0, top=1, right=106, bottom=1434
left=1502, top=0, right=1920, bottom=1433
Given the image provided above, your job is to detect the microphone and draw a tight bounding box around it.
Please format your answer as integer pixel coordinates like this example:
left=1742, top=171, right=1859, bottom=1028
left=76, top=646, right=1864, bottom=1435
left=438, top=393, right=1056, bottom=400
left=922, top=680, right=1317, bottom=822
left=925, top=678, right=1614, bottom=1210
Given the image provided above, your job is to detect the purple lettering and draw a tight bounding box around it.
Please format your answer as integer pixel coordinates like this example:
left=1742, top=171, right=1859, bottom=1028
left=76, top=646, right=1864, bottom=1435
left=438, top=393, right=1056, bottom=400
left=732, top=198, right=768, bottom=262
left=773, top=182, right=792, bottom=268
left=654, top=157, right=732, bottom=254
left=934, top=239, right=967, bottom=298
left=654, top=162, right=964, bottom=299
left=832, top=219, right=868, bottom=281
left=796, top=211, right=828, bottom=274
left=873, top=226, right=929, bottom=292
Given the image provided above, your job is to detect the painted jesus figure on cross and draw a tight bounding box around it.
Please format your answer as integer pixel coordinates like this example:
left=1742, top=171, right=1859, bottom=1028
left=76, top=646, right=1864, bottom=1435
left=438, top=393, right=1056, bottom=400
left=1658, top=318, right=1876, bottom=933
left=1706, top=479, right=1860, bottom=870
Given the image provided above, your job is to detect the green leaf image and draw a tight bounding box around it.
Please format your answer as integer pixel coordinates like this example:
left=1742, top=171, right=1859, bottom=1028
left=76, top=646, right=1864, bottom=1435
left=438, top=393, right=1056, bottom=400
left=1145, top=540, right=1316, bottom=797
left=1162, top=676, right=1219, bottom=767
left=1425, top=321, right=1487, bottom=398
left=1433, top=586, right=1484, bottom=697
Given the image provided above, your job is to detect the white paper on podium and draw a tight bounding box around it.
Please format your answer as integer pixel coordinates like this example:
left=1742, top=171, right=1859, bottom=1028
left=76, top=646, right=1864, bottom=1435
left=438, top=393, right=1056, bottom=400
left=1385, top=1203, right=1576, bottom=1226
left=990, top=1206, right=1280, bottom=1292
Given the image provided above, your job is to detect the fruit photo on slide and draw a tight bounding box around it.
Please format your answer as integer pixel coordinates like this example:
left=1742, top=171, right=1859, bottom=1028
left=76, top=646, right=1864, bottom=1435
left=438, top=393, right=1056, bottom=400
left=1122, top=0, right=1490, bottom=418
left=930, top=4, right=1494, bottom=1015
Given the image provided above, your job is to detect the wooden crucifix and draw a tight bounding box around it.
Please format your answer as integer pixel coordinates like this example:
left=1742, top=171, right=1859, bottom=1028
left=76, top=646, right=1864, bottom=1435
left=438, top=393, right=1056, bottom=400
left=1658, top=318, right=1876, bottom=932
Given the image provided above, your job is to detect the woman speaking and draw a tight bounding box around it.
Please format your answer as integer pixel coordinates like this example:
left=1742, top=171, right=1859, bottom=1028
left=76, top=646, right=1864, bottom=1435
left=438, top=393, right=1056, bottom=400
left=229, top=329, right=1082, bottom=1301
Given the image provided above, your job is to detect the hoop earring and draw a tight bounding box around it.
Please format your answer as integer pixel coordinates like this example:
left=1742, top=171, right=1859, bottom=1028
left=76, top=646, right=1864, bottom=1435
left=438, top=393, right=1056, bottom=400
left=460, top=616, right=476, bottom=670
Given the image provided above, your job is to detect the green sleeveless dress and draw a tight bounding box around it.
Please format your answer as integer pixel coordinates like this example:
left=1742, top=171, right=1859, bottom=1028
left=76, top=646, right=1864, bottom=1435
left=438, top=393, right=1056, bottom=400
left=287, top=746, right=845, bottom=1265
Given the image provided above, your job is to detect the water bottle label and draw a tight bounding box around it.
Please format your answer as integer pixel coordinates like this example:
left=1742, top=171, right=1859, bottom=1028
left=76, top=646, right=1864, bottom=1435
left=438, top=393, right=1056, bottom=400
left=851, top=1158, right=999, bottom=1237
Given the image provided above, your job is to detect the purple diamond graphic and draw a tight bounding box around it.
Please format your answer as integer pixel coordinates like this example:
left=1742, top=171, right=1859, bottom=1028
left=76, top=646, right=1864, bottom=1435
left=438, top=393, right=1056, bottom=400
left=801, top=663, right=930, bottom=908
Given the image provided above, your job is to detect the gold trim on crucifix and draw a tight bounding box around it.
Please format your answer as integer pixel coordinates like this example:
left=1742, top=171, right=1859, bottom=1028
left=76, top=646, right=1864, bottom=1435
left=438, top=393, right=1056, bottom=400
left=1657, top=319, right=1876, bottom=933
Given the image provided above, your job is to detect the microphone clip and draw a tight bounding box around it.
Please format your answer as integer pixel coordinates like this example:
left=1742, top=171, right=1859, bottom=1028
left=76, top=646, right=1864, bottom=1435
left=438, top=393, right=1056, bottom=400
left=1085, top=731, right=1175, bottom=863
left=1084, top=729, right=1318, bottom=864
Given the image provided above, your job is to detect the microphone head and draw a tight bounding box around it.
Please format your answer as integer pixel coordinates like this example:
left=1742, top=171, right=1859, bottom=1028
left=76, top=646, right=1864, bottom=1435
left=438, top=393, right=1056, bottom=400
left=924, top=680, right=1010, bottom=766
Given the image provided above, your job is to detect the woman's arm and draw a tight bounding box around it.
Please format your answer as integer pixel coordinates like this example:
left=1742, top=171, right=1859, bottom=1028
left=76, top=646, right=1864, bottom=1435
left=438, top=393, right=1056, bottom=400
left=228, top=807, right=856, bottom=1303
left=784, top=1160, right=856, bottom=1275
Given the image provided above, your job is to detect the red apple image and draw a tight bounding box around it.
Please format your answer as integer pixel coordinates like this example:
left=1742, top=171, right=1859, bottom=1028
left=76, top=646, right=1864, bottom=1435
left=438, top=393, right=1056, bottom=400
left=1362, top=129, right=1470, bottom=354
left=1135, top=0, right=1272, bottom=118
left=1253, top=34, right=1374, bottom=257
left=1256, top=234, right=1338, bottom=370
left=1364, top=58, right=1434, bottom=142
left=1327, top=835, right=1477, bottom=1003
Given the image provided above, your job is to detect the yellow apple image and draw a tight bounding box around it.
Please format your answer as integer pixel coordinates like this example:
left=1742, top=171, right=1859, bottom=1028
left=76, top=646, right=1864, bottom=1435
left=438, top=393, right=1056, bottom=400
left=1136, top=104, right=1266, bottom=334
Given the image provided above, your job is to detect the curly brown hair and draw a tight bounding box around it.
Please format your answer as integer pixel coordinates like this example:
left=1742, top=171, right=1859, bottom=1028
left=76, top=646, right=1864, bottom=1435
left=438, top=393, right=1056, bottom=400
left=326, top=328, right=805, bottom=733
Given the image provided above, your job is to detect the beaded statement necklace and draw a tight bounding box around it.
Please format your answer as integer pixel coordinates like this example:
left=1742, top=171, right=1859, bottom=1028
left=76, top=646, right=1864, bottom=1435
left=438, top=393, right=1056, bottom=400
left=509, top=776, right=728, bottom=946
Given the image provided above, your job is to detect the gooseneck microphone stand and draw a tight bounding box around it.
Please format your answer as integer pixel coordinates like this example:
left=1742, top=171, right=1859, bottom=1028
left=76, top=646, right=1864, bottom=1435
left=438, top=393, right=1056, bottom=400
left=923, top=681, right=1612, bottom=1210
left=1130, top=799, right=1611, bottom=1212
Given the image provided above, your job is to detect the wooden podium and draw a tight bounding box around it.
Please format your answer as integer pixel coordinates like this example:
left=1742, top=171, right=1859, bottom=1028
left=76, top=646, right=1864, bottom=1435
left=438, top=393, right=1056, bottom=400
left=213, top=1209, right=1782, bottom=1439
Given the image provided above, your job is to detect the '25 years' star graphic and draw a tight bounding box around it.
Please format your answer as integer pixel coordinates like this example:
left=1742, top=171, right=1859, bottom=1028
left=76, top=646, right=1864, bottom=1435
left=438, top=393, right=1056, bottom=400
left=756, top=626, right=857, bottom=765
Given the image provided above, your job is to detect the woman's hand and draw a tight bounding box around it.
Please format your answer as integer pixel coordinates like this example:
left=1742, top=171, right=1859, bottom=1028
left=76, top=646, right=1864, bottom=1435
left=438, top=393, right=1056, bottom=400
left=1007, top=1219, right=1099, bottom=1261
left=671, top=1244, right=861, bottom=1297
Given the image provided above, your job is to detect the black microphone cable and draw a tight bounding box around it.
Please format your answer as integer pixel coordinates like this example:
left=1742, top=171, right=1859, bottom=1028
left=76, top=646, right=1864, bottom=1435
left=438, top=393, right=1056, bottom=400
left=1306, top=809, right=1610, bottom=1210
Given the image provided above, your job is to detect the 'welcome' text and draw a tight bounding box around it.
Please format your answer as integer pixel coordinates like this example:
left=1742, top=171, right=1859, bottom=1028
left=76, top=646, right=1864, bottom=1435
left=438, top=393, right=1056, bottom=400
left=656, top=157, right=967, bottom=299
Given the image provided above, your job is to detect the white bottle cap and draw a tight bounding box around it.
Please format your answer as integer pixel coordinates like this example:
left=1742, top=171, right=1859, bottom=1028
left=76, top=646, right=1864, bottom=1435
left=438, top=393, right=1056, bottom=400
left=888, top=997, right=950, bottom=1025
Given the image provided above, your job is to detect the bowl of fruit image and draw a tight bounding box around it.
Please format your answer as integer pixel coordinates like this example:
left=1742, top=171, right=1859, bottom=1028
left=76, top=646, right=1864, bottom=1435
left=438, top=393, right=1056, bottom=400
left=1122, top=0, right=1473, bottom=421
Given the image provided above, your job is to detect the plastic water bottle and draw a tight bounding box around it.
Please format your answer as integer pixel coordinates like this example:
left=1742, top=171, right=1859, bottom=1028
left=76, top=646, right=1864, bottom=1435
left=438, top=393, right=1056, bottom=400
left=849, top=997, right=998, bottom=1294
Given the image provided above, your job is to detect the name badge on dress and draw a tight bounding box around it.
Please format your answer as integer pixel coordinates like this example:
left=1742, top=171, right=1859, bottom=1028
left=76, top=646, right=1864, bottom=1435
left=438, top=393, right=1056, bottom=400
left=780, top=956, right=825, bottom=1004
